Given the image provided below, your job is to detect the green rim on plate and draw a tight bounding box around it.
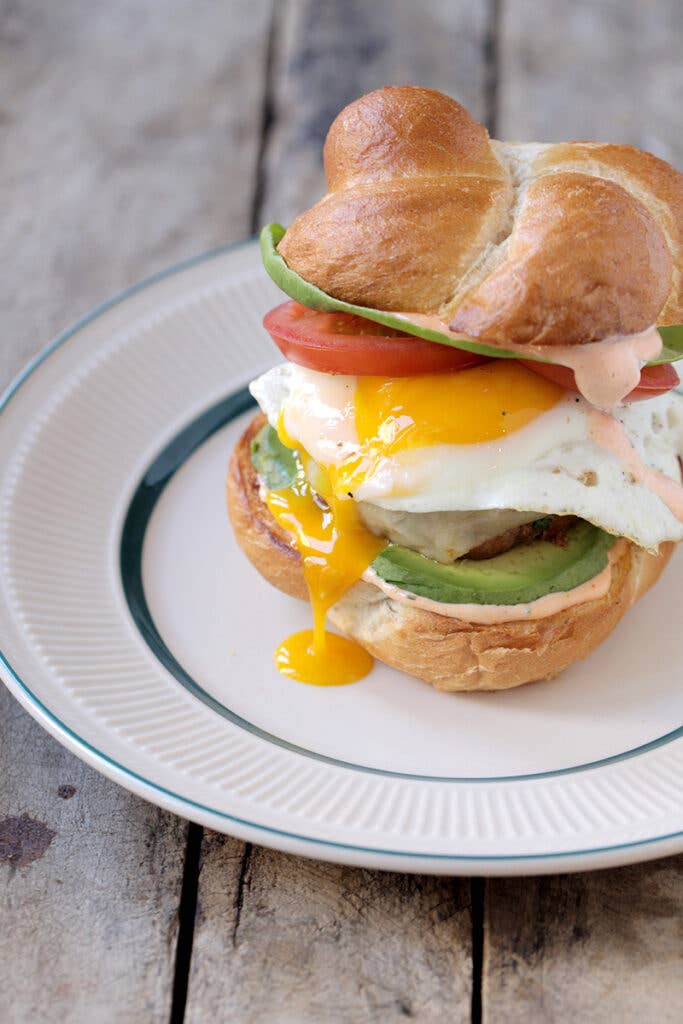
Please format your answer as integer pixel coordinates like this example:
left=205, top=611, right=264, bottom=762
left=1, top=236, right=681, bottom=864
left=118, top=385, right=683, bottom=784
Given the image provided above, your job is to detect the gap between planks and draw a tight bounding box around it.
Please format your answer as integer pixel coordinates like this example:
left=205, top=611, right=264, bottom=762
left=170, top=823, right=204, bottom=1024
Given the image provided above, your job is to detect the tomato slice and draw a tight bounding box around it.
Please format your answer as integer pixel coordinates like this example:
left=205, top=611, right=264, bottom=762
left=520, top=359, right=680, bottom=402
left=263, top=301, right=488, bottom=376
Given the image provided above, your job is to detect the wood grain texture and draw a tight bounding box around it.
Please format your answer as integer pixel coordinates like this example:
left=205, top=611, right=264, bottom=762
left=0, top=0, right=272, bottom=383
left=187, top=834, right=473, bottom=1024
left=1, top=2, right=271, bottom=1020
left=0, top=686, right=186, bottom=1022
left=484, top=859, right=683, bottom=1023
left=498, top=0, right=683, bottom=167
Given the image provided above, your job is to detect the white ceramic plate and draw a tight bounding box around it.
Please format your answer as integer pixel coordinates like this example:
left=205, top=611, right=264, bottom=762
left=1, top=240, right=682, bottom=875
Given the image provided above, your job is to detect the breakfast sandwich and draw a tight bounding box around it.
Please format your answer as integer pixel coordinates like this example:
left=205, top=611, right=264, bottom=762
left=228, top=85, right=683, bottom=691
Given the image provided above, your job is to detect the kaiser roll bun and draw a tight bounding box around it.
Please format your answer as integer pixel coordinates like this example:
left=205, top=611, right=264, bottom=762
left=277, top=85, right=682, bottom=347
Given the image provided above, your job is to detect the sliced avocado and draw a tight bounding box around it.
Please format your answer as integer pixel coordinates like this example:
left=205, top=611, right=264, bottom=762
left=372, top=522, right=616, bottom=605
left=260, top=223, right=683, bottom=366
left=250, top=422, right=298, bottom=490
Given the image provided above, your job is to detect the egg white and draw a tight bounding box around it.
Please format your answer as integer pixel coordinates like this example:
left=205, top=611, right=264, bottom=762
left=250, top=363, right=683, bottom=551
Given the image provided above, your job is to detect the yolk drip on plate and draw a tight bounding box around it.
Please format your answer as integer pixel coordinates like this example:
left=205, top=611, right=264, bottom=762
left=267, top=362, right=564, bottom=686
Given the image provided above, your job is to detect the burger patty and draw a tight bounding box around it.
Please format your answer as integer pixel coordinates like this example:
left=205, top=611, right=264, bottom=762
left=357, top=503, right=579, bottom=564
left=357, top=504, right=540, bottom=562
left=466, top=515, right=578, bottom=560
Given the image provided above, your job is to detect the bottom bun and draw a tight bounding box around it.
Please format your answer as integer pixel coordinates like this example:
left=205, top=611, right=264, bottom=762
left=228, top=415, right=675, bottom=692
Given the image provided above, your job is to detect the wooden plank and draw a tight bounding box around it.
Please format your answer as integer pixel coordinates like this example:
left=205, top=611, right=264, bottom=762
left=0, top=685, right=186, bottom=1021
left=498, top=0, right=683, bottom=166
left=1, top=1, right=272, bottom=1019
left=186, top=3, right=491, bottom=1020
left=187, top=835, right=473, bottom=1023
left=483, top=859, right=683, bottom=1023
left=485, top=4, right=683, bottom=1020
left=1, top=0, right=272, bottom=383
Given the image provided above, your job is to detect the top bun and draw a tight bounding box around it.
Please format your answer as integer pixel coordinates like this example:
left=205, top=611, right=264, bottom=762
left=277, top=86, right=682, bottom=346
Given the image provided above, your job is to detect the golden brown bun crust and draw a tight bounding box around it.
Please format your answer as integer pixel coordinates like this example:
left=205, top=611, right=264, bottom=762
left=323, top=86, right=506, bottom=189
left=227, top=417, right=675, bottom=692
left=278, top=86, right=682, bottom=346
left=450, top=172, right=672, bottom=345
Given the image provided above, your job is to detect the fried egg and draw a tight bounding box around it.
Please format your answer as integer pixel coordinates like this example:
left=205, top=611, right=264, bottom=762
left=251, top=361, right=683, bottom=552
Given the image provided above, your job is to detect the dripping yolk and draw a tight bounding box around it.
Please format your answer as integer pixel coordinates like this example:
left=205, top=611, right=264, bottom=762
left=335, top=362, right=564, bottom=494
left=264, top=362, right=562, bottom=686
left=265, top=456, right=385, bottom=686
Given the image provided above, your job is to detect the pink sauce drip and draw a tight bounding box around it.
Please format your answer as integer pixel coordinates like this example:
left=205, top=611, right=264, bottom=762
left=364, top=541, right=626, bottom=624
left=548, top=330, right=662, bottom=410
left=392, top=314, right=662, bottom=410
left=588, top=411, right=683, bottom=522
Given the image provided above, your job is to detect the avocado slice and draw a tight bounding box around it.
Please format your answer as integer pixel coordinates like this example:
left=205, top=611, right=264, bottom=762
left=372, top=522, right=615, bottom=605
left=250, top=424, right=617, bottom=605
left=260, top=223, right=683, bottom=366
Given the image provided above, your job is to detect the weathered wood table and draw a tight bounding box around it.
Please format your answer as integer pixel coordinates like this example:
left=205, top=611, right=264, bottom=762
left=2, top=3, right=682, bottom=1021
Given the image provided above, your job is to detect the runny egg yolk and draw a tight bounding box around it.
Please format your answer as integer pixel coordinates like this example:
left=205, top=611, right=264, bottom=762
left=266, top=361, right=564, bottom=686
left=335, top=362, right=565, bottom=495
left=265, top=459, right=385, bottom=685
